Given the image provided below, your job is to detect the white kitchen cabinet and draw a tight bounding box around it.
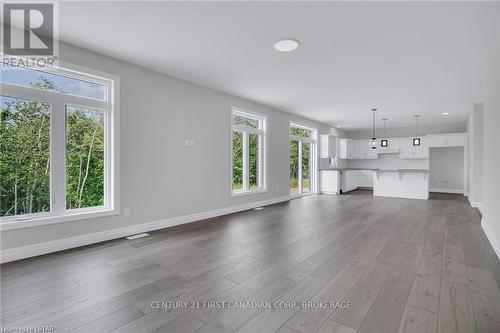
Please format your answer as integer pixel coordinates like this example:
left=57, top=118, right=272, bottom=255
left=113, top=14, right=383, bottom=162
left=353, top=140, right=364, bottom=158
left=319, top=134, right=337, bottom=158
left=339, top=139, right=378, bottom=159
left=320, top=169, right=374, bottom=194
left=353, top=140, right=377, bottom=159
left=357, top=170, right=374, bottom=187
left=427, top=133, right=465, bottom=148
left=342, top=170, right=358, bottom=192
left=319, top=170, right=340, bottom=194
left=338, top=139, right=355, bottom=159
left=399, top=137, right=428, bottom=159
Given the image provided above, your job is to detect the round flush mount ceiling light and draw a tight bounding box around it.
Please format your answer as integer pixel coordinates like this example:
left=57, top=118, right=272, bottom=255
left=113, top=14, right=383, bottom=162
left=274, top=39, right=300, bottom=52
left=442, top=112, right=450, bottom=116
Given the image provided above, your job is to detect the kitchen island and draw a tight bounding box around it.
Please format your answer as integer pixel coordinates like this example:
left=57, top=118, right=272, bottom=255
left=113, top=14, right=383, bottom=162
left=373, top=169, right=430, bottom=200
left=319, top=168, right=430, bottom=200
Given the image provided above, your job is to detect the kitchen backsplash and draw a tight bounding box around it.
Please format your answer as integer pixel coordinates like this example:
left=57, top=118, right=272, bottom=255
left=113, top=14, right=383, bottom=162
left=345, top=153, right=428, bottom=170
left=319, top=153, right=428, bottom=170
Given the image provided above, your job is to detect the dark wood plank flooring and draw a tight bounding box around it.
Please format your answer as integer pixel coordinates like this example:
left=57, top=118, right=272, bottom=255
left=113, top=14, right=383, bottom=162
left=2, top=190, right=500, bottom=333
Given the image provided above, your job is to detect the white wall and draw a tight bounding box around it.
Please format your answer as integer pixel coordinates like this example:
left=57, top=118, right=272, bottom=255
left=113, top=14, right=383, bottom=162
left=480, top=3, right=500, bottom=258
left=0, top=43, right=331, bottom=252
left=429, top=147, right=464, bottom=193
left=467, top=103, right=484, bottom=203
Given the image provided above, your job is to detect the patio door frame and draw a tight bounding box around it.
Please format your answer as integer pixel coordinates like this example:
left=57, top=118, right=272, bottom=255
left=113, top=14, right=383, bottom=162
left=289, top=123, right=317, bottom=198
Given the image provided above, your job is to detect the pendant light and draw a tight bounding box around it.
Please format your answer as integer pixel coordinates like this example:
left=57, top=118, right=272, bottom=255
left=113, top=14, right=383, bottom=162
left=371, top=108, right=377, bottom=149
left=381, top=118, right=388, bottom=147
left=412, top=115, right=421, bottom=146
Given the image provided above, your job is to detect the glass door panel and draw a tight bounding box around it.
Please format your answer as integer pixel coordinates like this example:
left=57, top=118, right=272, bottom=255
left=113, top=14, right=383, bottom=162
left=290, top=140, right=299, bottom=195
left=302, top=142, right=311, bottom=193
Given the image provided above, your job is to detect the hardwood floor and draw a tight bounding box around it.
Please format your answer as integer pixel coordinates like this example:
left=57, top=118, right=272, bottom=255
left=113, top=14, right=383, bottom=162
left=2, top=190, right=500, bottom=333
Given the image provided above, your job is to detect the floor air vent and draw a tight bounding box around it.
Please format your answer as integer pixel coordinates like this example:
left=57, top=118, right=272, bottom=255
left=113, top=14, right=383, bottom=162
left=126, top=233, right=150, bottom=240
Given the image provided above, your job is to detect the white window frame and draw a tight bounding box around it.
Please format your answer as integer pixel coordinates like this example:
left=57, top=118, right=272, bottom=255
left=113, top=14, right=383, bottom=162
left=290, top=123, right=317, bottom=198
left=231, top=107, right=267, bottom=196
left=0, top=61, right=120, bottom=231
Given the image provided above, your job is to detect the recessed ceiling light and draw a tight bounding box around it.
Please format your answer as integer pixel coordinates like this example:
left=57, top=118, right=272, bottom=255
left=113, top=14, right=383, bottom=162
left=442, top=112, right=450, bottom=115
left=274, top=39, right=300, bottom=52
left=336, top=125, right=342, bottom=128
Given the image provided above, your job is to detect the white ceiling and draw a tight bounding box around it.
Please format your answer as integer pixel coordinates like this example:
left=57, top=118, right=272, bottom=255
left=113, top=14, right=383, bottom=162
left=52, top=1, right=497, bottom=130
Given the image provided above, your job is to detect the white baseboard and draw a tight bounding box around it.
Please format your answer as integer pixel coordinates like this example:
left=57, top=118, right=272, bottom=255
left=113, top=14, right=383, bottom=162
left=467, top=196, right=482, bottom=212
left=429, top=188, right=463, bottom=194
left=0, top=196, right=290, bottom=263
left=482, top=218, right=500, bottom=261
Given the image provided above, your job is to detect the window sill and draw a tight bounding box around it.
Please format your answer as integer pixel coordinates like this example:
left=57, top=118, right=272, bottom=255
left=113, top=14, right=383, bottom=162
left=231, top=188, right=268, bottom=197
left=0, top=208, right=120, bottom=231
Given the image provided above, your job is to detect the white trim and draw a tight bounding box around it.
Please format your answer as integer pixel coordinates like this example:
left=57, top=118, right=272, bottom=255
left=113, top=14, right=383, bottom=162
left=232, top=107, right=268, bottom=122
left=232, top=125, right=264, bottom=136
left=468, top=196, right=483, bottom=211
left=482, top=218, right=500, bottom=261
left=429, top=188, right=464, bottom=194
left=298, top=141, right=303, bottom=194
left=0, top=195, right=290, bottom=263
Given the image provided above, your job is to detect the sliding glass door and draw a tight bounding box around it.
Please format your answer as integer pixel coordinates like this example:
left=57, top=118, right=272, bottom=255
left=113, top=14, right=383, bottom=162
left=290, top=124, right=316, bottom=196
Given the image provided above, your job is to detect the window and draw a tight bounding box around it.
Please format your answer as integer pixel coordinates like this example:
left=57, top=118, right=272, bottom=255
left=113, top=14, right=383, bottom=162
left=290, top=124, right=316, bottom=196
left=231, top=109, right=266, bottom=195
left=1, top=96, right=51, bottom=216
left=0, top=63, right=118, bottom=228
left=65, top=106, right=105, bottom=209
left=1, top=64, right=105, bottom=100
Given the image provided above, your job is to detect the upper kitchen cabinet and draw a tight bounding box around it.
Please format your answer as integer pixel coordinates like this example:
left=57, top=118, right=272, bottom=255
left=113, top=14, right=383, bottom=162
left=427, top=133, right=465, bottom=147
left=319, top=134, right=337, bottom=158
left=338, top=138, right=377, bottom=159
left=399, top=137, right=429, bottom=159
left=353, top=139, right=377, bottom=159
left=339, top=138, right=355, bottom=159
left=338, top=139, right=378, bottom=159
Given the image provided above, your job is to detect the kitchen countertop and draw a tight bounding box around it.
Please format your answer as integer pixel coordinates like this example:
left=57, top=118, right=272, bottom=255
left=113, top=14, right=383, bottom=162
left=320, top=168, right=430, bottom=173
left=375, top=169, right=430, bottom=173
left=319, top=168, right=379, bottom=171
